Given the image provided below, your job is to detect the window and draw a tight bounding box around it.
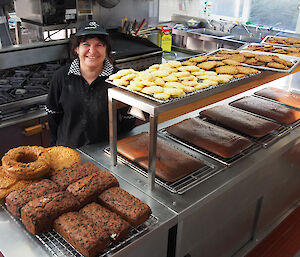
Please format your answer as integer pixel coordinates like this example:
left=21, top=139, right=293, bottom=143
left=159, top=0, right=300, bottom=32
left=210, top=0, right=300, bottom=32
left=247, top=0, right=299, bottom=31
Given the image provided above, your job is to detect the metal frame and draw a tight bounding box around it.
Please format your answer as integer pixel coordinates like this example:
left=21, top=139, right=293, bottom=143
left=107, top=71, right=262, bottom=191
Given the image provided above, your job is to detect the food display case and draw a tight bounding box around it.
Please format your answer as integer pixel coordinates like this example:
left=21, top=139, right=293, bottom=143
left=79, top=70, right=300, bottom=257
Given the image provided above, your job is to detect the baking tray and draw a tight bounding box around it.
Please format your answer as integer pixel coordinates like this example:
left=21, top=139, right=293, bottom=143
left=105, top=70, right=261, bottom=104
left=238, top=43, right=300, bottom=60
left=261, top=35, right=300, bottom=48
left=207, top=48, right=299, bottom=73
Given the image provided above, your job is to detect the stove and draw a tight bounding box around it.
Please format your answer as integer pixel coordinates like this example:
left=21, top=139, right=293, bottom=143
left=0, top=62, right=63, bottom=121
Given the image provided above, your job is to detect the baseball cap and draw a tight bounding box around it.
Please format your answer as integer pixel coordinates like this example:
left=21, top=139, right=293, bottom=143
left=75, top=20, right=109, bottom=36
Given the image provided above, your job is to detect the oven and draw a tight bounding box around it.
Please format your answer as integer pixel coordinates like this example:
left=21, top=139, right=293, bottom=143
left=0, top=61, right=63, bottom=157
left=0, top=40, right=69, bottom=157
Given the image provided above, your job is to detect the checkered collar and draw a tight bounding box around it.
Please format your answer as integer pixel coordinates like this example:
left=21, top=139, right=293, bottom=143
left=68, top=58, right=114, bottom=77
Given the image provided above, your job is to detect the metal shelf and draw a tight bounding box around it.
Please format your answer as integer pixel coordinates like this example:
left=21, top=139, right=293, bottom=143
left=108, top=72, right=262, bottom=191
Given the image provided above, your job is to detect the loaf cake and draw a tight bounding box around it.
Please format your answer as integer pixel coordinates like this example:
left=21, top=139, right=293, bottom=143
left=67, top=171, right=119, bottom=206
left=254, top=87, right=300, bottom=109
left=50, top=162, right=101, bottom=190
left=80, top=202, right=131, bottom=242
left=98, top=187, right=151, bottom=227
left=54, top=212, right=110, bottom=257
left=6, top=179, right=60, bottom=218
left=165, top=118, right=253, bottom=159
left=21, top=191, right=80, bottom=234
left=200, top=105, right=281, bottom=138
left=230, top=96, right=300, bottom=124
left=117, top=132, right=204, bottom=182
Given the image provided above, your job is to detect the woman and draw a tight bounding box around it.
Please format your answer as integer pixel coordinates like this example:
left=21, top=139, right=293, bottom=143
left=46, top=20, right=136, bottom=148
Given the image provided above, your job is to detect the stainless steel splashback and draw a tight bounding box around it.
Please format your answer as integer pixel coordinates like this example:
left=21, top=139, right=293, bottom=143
left=14, top=0, right=77, bottom=26
left=0, top=39, right=69, bottom=70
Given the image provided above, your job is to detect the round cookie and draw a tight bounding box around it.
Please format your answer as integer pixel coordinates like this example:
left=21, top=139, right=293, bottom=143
left=141, top=86, right=164, bottom=94
left=153, top=92, right=170, bottom=99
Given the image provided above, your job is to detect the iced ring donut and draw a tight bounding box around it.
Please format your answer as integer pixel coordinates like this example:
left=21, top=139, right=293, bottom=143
left=2, top=146, right=51, bottom=180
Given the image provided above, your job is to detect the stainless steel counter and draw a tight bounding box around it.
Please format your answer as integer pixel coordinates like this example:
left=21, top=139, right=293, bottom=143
left=0, top=152, right=177, bottom=257
left=80, top=71, right=300, bottom=257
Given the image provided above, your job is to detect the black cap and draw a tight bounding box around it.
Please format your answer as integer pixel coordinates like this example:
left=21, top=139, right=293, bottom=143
left=75, top=20, right=109, bottom=37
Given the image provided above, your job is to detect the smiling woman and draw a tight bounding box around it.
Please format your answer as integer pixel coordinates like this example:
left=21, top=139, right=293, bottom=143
left=45, top=20, right=136, bottom=148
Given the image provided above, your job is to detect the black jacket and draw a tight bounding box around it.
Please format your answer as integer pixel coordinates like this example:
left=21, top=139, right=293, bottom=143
left=46, top=63, right=136, bottom=148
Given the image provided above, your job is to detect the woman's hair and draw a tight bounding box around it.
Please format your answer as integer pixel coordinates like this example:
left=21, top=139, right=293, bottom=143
left=69, top=34, right=114, bottom=63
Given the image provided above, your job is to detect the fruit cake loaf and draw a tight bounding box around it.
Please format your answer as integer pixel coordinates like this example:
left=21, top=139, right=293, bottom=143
left=54, top=212, right=110, bottom=257
left=21, top=191, right=80, bottom=234
left=230, top=96, right=300, bottom=124
left=6, top=179, right=60, bottom=218
left=50, top=162, right=101, bottom=190
left=98, top=187, right=151, bottom=227
left=67, top=171, right=119, bottom=206
left=200, top=105, right=281, bottom=138
left=80, top=202, right=131, bottom=243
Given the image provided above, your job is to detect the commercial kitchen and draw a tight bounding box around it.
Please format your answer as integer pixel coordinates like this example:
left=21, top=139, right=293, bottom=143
left=1, top=1, right=300, bottom=257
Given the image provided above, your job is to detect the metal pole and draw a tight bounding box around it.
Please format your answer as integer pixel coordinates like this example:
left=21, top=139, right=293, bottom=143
left=148, top=115, right=158, bottom=191
left=108, top=92, right=118, bottom=166
left=14, top=21, right=21, bottom=44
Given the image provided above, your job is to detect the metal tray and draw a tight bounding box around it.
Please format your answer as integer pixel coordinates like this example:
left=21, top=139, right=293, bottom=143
left=238, top=43, right=300, bottom=60
left=261, top=35, right=300, bottom=48
left=229, top=95, right=300, bottom=129
left=36, top=215, right=158, bottom=257
left=198, top=115, right=290, bottom=149
left=1, top=204, right=158, bottom=257
left=253, top=91, right=300, bottom=111
left=207, top=48, right=299, bottom=73
left=160, top=124, right=261, bottom=166
left=105, top=71, right=261, bottom=104
left=104, top=135, right=221, bottom=195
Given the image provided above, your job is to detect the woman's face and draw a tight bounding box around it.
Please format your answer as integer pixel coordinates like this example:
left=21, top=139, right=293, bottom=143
left=76, top=37, right=107, bottom=70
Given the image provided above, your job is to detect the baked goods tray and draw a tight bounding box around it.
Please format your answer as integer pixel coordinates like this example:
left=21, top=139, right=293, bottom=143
left=103, top=147, right=222, bottom=195
left=207, top=48, right=299, bottom=73
left=1, top=204, right=158, bottom=257
left=160, top=125, right=261, bottom=166
left=237, top=43, right=300, bottom=60
left=105, top=71, right=261, bottom=104
left=261, top=35, right=300, bottom=48
left=198, top=115, right=290, bottom=149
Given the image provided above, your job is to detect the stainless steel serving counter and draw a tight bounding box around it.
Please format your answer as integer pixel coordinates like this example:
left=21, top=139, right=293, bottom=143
left=80, top=72, right=300, bottom=257
left=0, top=152, right=177, bottom=257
